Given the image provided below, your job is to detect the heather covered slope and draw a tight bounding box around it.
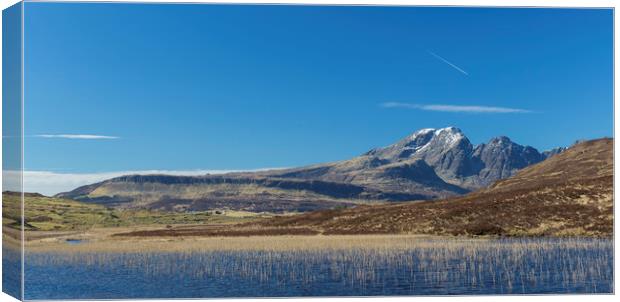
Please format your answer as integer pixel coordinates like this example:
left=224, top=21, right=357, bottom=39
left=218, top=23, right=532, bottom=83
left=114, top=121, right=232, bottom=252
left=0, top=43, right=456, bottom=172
left=252, top=138, right=613, bottom=237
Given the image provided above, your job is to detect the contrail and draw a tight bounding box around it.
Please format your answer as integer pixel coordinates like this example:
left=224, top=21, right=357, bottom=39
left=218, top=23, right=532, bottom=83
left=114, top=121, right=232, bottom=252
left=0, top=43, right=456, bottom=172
left=381, top=102, right=531, bottom=113
left=428, top=50, right=469, bottom=76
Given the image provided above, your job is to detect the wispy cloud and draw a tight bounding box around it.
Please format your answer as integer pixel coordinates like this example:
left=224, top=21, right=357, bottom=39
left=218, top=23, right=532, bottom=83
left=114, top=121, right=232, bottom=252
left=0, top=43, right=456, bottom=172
left=4, top=168, right=286, bottom=196
left=428, top=50, right=469, bottom=76
left=35, top=134, right=119, bottom=140
left=381, top=102, right=531, bottom=113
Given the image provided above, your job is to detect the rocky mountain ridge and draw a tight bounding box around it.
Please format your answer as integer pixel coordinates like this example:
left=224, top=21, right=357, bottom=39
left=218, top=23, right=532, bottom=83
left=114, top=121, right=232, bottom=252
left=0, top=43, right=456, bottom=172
left=265, top=127, right=558, bottom=192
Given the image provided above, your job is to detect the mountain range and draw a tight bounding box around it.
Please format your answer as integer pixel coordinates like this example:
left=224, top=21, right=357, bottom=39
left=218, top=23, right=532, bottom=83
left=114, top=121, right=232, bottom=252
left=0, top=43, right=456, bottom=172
left=57, top=127, right=564, bottom=213
left=262, top=127, right=561, bottom=193
left=249, top=138, right=612, bottom=237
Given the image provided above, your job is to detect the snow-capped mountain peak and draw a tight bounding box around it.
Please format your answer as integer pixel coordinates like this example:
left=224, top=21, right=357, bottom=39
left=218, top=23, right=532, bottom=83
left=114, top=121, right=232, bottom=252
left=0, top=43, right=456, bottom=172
left=362, top=126, right=560, bottom=189
left=432, top=127, right=466, bottom=148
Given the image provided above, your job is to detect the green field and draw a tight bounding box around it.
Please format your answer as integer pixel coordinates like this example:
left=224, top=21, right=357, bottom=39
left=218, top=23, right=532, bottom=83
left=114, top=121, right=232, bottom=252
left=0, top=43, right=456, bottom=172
left=2, top=192, right=269, bottom=231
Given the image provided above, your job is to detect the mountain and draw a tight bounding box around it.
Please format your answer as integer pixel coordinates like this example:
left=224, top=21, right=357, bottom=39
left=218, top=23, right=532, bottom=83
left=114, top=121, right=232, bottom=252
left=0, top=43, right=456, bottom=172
left=263, top=127, right=552, bottom=191
left=251, top=138, right=612, bottom=237
left=57, top=127, right=562, bottom=213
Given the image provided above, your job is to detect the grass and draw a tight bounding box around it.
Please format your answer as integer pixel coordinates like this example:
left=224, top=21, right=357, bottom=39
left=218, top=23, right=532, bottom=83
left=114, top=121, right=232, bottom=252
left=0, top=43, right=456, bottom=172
left=2, top=192, right=270, bottom=233
left=2, top=192, right=117, bottom=231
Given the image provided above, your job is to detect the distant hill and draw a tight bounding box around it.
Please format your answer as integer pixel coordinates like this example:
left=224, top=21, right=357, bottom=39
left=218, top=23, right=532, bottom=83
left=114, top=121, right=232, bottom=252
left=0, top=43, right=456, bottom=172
left=56, top=127, right=563, bottom=213
left=251, top=138, right=612, bottom=237
left=54, top=175, right=423, bottom=213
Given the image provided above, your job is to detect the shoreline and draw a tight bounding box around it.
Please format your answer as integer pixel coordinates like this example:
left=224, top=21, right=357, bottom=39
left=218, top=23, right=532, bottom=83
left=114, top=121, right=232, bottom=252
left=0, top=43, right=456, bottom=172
left=3, top=227, right=610, bottom=254
left=21, top=233, right=450, bottom=253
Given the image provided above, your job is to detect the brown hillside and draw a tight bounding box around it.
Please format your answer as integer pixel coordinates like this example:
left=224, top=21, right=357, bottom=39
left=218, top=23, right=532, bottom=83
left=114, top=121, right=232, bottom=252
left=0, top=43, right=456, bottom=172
left=250, top=138, right=613, bottom=237
left=488, top=138, right=612, bottom=192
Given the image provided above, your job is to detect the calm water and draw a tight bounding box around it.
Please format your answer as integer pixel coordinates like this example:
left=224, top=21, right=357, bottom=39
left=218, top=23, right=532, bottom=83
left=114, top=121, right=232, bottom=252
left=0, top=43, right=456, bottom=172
left=11, top=238, right=614, bottom=299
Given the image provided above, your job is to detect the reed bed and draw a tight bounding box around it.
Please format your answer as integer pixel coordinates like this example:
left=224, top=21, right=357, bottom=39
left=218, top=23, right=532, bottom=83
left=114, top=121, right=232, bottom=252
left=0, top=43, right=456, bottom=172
left=22, top=237, right=613, bottom=298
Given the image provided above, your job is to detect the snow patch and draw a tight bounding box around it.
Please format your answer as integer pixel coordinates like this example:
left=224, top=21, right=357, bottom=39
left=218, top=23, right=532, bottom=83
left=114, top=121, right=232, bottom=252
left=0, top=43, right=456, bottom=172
left=434, top=127, right=464, bottom=148
left=409, top=128, right=436, bottom=140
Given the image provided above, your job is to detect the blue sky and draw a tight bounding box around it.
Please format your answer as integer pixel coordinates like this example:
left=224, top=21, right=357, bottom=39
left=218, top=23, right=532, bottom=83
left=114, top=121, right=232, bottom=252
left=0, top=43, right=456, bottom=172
left=23, top=3, right=613, bottom=177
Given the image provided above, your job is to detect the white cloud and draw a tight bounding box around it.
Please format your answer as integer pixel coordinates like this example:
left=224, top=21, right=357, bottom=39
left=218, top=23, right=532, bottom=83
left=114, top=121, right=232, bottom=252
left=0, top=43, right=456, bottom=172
left=381, top=102, right=531, bottom=113
left=3, top=168, right=285, bottom=196
left=35, top=134, right=119, bottom=140
left=428, top=50, right=469, bottom=76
